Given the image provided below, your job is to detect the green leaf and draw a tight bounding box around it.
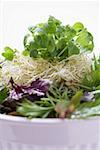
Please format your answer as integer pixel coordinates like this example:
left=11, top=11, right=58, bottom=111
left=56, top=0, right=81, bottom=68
left=22, top=50, right=29, bottom=56
left=70, top=90, right=83, bottom=108
left=78, top=97, right=100, bottom=110
left=56, top=37, right=67, bottom=50
left=82, top=56, right=100, bottom=90
left=55, top=26, right=66, bottom=39
left=73, top=22, right=84, bottom=32
left=76, top=30, right=94, bottom=51
left=92, top=54, right=100, bottom=70
left=67, top=41, right=80, bottom=56
left=28, top=41, right=38, bottom=50
left=2, top=47, right=15, bottom=61
left=23, top=34, right=30, bottom=47
left=73, top=101, right=100, bottom=119
left=65, top=25, right=76, bottom=40
left=96, top=85, right=100, bottom=90
left=0, top=87, right=8, bottom=104
left=30, top=49, right=38, bottom=58
left=38, top=48, right=49, bottom=59
left=44, top=15, right=61, bottom=34
left=34, top=34, right=48, bottom=48
left=43, top=22, right=56, bottom=34
left=23, top=16, right=94, bottom=61
left=47, top=35, right=55, bottom=52
left=82, top=72, right=100, bottom=90
left=48, top=16, right=61, bottom=26
left=17, top=100, right=53, bottom=118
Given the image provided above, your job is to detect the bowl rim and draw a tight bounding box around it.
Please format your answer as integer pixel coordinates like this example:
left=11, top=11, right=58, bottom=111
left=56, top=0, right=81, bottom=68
left=0, top=114, right=100, bottom=124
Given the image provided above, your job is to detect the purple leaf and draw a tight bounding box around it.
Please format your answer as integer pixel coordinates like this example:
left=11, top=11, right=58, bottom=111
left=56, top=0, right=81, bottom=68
left=9, top=78, right=51, bottom=101
left=31, top=78, right=51, bottom=93
left=81, top=92, right=95, bottom=102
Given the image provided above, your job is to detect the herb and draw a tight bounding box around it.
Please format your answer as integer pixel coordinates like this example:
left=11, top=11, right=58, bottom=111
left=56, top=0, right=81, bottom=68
left=60, top=90, right=83, bottom=118
left=70, top=90, right=83, bottom=107
left=17, top=85, right=83, bottom=119
left=0, top=83, right=8, bottom=104
left=73, top=97, right=100, bottom=119
left=23, top=16, right=94, bottom=61
left=0, top=87, right=8, bottom=104
left=17, top=83, right=71, bottom=118
left=82, top=55, right=100, bottom=90
left=2, top=47, right=15, bottom=61
left=17, top=100, right=53, bottom=118
left=73, top=22, right=84, bottom=32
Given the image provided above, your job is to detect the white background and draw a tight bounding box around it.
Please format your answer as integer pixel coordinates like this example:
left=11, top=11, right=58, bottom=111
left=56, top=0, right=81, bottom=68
left=0, top=0, right=100, bottom=55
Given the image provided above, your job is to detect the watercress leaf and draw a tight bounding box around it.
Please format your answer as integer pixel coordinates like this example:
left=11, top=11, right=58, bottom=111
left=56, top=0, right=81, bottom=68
left=43, top=22, right=56, bottom=34
left=76, top=30, right=94, bottom=51
left=55, top=26, right=66, bottom=39
left=23, top=16, right=94, bottom=61
left=23, top=34, right=31, bottom=47
left=38, top=48, right=50, bottom=59
left=22, top=49, right=29, bottom=56
left=68, top=41, right=80, bottom=56
left=65, top=25, right=76, bottom=40
left=30, top=49, right=38, bottom=58
left=48, top=16, right=61, bottom=26
left=56, top=37, right=67, bottom=50
left=34, top=34, right=48, bottom=48
left=2, top=47, right=15, bottom=61
left=27, top=41, right=38, bottom=51
left=28, top=26, right=36, bottom=34
left=47, top=35, right=55, bottom=52
left=73, top=22, right=84, bottom=32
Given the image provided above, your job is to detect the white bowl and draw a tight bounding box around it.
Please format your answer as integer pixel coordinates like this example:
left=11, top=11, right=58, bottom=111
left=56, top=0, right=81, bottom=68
left=0, top=114, right=100, bottom=150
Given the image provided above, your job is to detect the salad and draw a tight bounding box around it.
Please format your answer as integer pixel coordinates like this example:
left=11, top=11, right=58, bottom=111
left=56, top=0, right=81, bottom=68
left=0, top=16, right=100, bottom=119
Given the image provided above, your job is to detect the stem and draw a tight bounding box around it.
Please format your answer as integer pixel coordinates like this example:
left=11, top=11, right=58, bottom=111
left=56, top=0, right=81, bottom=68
left=77, top=84, right=92, bottom=90
left=57, top=46, right=68, bottom=58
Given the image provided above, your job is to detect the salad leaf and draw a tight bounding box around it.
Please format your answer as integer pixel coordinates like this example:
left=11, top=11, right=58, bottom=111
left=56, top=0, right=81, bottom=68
left=67, top=41, right=80, bottom=56
left=2, top=47, right=15, bottom=61
left=0, top=87, right=8, bottom=104
left=53, top=90, right=83, bottom=118
left=82, top=55, right=100, bottom=90
left=23, top=16, right=94, bottom=61
left=8, top=77, right=50, bottom=101
left=17, top=100, right=53, bottom=118
left=0, top=16, right=99, bottom=119
left=70, top=90, right=83, bottom=107
left=76, top=30, right=94, bottom=51
left=73, top=22, right=84, bottom=32
left=72, top=98, right=100, bottom=119
left=65, top=25, right=76, bottom=40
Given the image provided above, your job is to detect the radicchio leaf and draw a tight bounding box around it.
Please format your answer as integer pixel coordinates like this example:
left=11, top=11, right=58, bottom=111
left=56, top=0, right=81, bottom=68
left=9, top=77, right=51, bottom=101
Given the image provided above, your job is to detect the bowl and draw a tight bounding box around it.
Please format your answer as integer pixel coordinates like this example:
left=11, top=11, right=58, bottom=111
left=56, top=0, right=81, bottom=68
left=0, top=114, right=100, bottom=150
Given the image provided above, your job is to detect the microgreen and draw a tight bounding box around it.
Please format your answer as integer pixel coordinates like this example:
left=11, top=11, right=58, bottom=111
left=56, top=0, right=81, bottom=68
left=23, top=16, right=94, bottom=61
left=2, top=47, right=15, bottom=61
